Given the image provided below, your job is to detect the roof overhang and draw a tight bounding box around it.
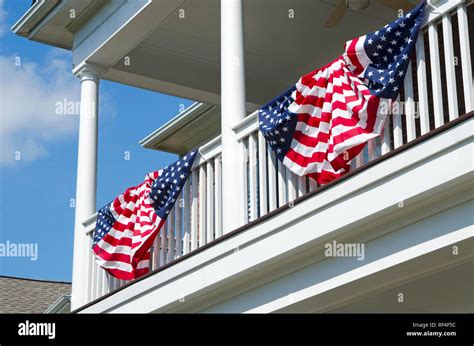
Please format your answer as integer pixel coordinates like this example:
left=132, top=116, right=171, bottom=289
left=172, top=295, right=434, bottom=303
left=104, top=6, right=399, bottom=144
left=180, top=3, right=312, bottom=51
left=139, top=103, right=220, bottom=155
left=11, top=0, right=105, bottom=49
left=44, top=294, right=71, bottom=314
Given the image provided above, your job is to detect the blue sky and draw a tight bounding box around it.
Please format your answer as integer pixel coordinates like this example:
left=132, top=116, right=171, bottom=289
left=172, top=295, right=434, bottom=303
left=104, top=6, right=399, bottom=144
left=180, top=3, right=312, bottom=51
left=0, top=0, right=192, bottom=282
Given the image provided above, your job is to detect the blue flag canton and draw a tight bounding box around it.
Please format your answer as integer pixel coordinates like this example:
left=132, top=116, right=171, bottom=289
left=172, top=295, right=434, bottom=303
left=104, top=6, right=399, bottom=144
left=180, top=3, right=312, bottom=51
left=258, top=87, right=298, bottom=160
left=149, top=150, right=197, bottom=219
left=93, top=203, right=115, bottom=246
left=363, top=1, right=426, bottom=99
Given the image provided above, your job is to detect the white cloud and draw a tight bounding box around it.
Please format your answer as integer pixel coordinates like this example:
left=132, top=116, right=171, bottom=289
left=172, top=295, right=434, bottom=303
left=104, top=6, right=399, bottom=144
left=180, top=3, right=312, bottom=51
left=0, top=51, right=81, bottom=165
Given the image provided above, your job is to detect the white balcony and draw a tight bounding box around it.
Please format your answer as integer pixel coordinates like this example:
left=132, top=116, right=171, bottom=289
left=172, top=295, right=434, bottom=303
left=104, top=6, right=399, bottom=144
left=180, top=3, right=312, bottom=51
left=70, top=1, right=474, bottom=312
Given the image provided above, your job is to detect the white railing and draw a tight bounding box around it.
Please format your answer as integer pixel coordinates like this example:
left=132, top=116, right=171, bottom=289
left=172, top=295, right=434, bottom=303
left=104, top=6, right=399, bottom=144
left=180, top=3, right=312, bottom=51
left=80, top=0, right=472, bottom=305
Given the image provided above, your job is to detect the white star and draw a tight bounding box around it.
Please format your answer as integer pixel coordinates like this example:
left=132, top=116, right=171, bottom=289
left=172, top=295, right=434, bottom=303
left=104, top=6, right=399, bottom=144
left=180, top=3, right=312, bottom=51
left=402, top=54, right=408, bottom=60
left=376, top=44, right=382, bottom=50
left=387, top=48, right=393, bottom=53
left=367, top=71, right=373, bottom=77
left=379, top=76, right=385, bottom=81
left=381, top=36, right=387, bottom=42
left=400, top=22, right=406, bottom=28
left=373, top=52, right=379, bottom=57
left=393, top=86, right=399, bottom=91
left=368, top=38, right=373, bottom=45
left=279, top=138, right=285, bottom=143
left=398, top=71, right=404, bottom=77
left=391, top=40, right=397, bottom=45
left=395, top=31, right=402, bottom=37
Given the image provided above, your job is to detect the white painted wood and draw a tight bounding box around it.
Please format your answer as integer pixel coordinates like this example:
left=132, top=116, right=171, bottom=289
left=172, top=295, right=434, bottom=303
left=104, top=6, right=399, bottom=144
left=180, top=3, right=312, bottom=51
left=457, top=4, right=473, bottom=113
left=86, top=235, right=94, bottom=302
left=392, top=96, right=403, bottom=149
left=190, top=170, right=199, bottom=251
left=240, top=140, right=249, bottom=224
left=268, top=146, right=278, bottom=212
left=287, top=168, right=297, bottom=202
left=258, top=131, right=268, bottom=217
left=367, top=138, right=377, bottom=161
left=95, top=261, right=101, bottom=300
left=297, top=176, right=306, bottom=198
left=404, top=63, right=416, bottom=142
left=167, top=206, right=175, bottom=262
left=79, top=118, right=473, bottom=313
left=354, top=151, right=363, bottom=168
left=309, top=177, right=318, bottom=192
left=160, top=221, right=167, bottom=265
left=206, top=161, right=215, bottom=242
left=71, top=67, right=99, bottom=310
left=415, top=34, right=431, bottom=134
left=175, top=195, right=182, bottom=259
left=277, top=160, right=287, bottom=206
left=221, top=0, right=247, bottom=234
left=198, top=165, right=207, bottom=247
left=101, top=270, right=108, bottom=296
left=214, top=156, right=223, bottom=238
left=428, top=22, right=445, bottom=128
left=182, top=180, right=191, bottom=254
left=152, top=235, right=160, bottom=269
left=442, top=13, right=459, bottom=120
left=248, top=133, right=258, bottom=221
left=381, top=112, right=391, bottom=155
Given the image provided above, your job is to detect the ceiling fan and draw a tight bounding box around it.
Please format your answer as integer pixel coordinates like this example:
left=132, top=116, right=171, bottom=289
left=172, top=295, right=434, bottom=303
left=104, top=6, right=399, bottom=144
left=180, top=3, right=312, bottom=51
left=324, top=0, right=416, bottom=27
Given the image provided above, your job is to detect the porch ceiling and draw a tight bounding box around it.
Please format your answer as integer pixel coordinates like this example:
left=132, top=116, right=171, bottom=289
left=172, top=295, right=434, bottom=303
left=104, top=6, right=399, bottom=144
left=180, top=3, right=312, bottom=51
left=110, top=0, right=417, bottom=105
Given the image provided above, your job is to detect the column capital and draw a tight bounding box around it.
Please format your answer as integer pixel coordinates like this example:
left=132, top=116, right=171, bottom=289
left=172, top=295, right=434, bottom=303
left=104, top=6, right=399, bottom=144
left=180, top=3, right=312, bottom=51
left=73, top=62, right=107, bottom=82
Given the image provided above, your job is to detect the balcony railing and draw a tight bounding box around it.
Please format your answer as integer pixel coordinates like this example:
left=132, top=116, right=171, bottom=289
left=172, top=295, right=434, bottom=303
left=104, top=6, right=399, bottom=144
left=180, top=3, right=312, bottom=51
left=81, top=0, right=472, bottom=305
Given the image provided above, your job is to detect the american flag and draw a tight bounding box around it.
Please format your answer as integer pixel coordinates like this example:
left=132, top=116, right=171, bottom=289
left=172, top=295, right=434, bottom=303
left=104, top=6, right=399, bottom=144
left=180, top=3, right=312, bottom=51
left=92, top=150, right=197, bottom=280
left=259, top=1, right=426, bottom=185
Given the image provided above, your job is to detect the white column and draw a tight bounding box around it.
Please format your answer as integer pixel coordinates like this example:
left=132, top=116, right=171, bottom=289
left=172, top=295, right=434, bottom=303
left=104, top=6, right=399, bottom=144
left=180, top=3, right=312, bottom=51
left=221, top=0, right=247, bottom=233
left=71, top=67, right=100, bottom=310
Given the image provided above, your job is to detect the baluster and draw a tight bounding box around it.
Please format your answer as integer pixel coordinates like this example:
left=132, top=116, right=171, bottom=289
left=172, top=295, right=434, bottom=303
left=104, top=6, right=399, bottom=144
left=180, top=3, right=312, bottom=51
left=267, top=145, right=278, bottom=211
left=214, top=156, right=223, bottom=238
left=287, top=168, right=297, bottom=202
left=381, top=111, right=391, bottom=155
left=428, top=22, right=444, bottom=128
left=206, top=161, right=214, bottom=242
left=404, top=62, right=416, bottom=142
left=248, top=133, right=258, bottom=221
left=277, top=161, right=287, bottom=206
left=167, top=205, right=175, bottom=262
left=182, top=180, right=191, bottom=254
left=174, top=191, right=183, bottom=259
left=297, top=176, right=306, bottom=197
left=258, top=131, right=268, bottom=217
left=190, top=170, right=199, bottom=251
left=392, top=95, right=403, bottom=149
left=442, top=13, right=459, bottom=120
left=198, top=165, right=207, bottom=246
left=457, top=4, right=473, bottom=113
left=241, top=140, right=249, bottom=224
left=160, top=220, right=167, bottom=265
left=415, top=33, right=430, bottom=134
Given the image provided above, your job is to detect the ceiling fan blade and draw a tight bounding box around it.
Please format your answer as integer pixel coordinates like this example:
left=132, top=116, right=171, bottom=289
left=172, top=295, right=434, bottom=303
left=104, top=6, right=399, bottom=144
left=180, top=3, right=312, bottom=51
left=324, top=0, right=347, bottom=28
left=376, top=0, right=415, bottom=12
